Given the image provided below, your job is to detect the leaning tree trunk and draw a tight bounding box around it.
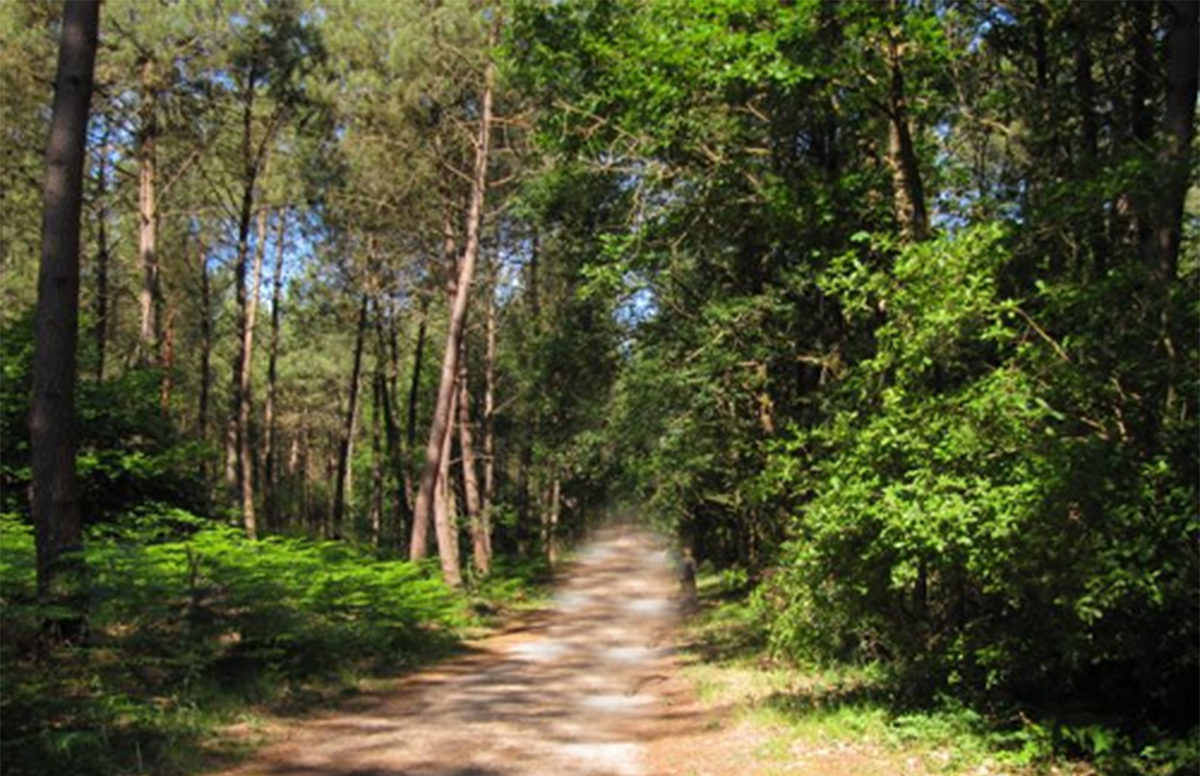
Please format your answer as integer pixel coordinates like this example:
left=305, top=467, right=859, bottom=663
left=31, top=0, right=100, bottom=642
left=410, top=34, right=495, bottom=574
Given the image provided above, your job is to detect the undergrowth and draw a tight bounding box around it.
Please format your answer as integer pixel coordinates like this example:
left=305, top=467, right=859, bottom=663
left=681, top=569, right=1198, bottom=776
left=0, top=508, right=549, bottom=776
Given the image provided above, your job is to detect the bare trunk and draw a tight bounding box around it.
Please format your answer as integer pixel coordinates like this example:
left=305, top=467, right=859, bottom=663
left=370, top=361, right=386, bottom=545
left=334, top=295, right=370, bottom=536
left=411, top=42, right=495, bottom=571
left=263, top=214, right=287, bottom=531
left=32, top=0, right=99, bottom=640
left=1151, top=0, right=1198, bottom=420
left=376, top=312, right=407, bottom=546
left=197, top=238, right=212, bottom=443
left=136, top=57, right=159, bottom=362
left=434, top=386, right=462, bottom=586
left=159, top=304, right=175, bottom=413
left=481, top=268, right=497, bottom=547
left=404, top=295, right=429, bottom=516
left=885, top=1, right=929, bottom=244
left=235, top=207, right=269, bottom=538
left=458, top=354, right=488, bottom=575
left=91, top=126, right=110, bottom=382
left=229, top=60, right=267, bottom=537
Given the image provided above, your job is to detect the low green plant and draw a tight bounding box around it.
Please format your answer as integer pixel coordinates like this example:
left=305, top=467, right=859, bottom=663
left=0, top=508, right=466, bottom=776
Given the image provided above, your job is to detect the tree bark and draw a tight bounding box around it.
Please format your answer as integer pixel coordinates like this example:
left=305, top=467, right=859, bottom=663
left=884, top=0, right=929, bottom=243
left=433, top=385, right=462, bottom=586
left=410, top=39, right=495, bottom=572
left=91, top=125, right=110, bottom=382
left=370, top=359, right=386, bottom=545
left=31, top=0, right=99, bottom=641
left=136, top=56, right=160, bottom=363
left=1149, top=0, right=1198, bottom=421
left=197, top=237, right=212, bottom=443
left=263, top=214, right=287, bottom=532
left=333, top=295, right=370, bottom=536
left=228, top=56, right=273, bottom=538
left=234, top=207, right=269, bottom=538
left=481, top=264, right=497, bottom=520
left=376, top=311, right=407, bottom=546
left=458, top=351, right=488, bottom=575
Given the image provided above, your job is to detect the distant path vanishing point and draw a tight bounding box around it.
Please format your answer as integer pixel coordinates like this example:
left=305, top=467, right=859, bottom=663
left=213, top=525, right=689, bottom=776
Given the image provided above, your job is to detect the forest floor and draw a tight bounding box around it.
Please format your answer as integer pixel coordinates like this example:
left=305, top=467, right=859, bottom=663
left=204, top=527, right=1064, bottom=776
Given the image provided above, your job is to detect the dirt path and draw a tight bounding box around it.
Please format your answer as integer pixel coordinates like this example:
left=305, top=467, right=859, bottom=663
left=212, top=526, right=700, bottom=776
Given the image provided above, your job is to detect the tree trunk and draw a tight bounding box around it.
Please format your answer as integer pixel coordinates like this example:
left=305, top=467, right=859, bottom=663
left=197, top=237, right=212, bottom=443
left=433, top=386, right=462, bottom=586
left=1150, top=0, right=1198, bottom=421
left=404, top=294, right=429, bottom=518
left=458, top=352, right=488, bottom=575
left=159, top=304, right=175, bottom=413
left=481, top=266, right=497, bottom=523
left=376, top=312, right=407, bottom=546
left=234, top=207, right=269, bottom=538
left=410, top=40, right=496, bottom=569
left=333, top=295, right=370, bottom=535
left=370, top=359, right=386, bottom=545
left=885, top=0, right=929, bottom=243
left=136, top=56, right=159, bottom=363
left=91, top=125, right=110, bottom=382
left=263, top=213, right=287, bottom=532
left=229, top=59, right=268, bottom=537
left=31, top=0, right=99, bottom=642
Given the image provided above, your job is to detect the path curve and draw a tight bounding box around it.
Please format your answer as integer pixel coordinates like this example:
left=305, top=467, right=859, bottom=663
left=213, top=525, right=690, bottom=776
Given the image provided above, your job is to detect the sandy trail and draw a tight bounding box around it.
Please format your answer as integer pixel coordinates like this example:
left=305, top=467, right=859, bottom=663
left=212, top=526, right=691, bottom=776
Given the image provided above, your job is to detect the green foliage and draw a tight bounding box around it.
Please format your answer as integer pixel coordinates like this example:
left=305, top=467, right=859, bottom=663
left=758, top=223, right=1199, bottom=727
left=0, top=508, right=462, bottom=776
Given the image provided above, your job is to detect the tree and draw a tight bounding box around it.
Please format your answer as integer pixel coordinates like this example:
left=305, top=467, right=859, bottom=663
left=31, top=0, right=100, bottom=640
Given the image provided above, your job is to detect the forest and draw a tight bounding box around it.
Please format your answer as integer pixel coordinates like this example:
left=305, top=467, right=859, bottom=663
left=0, top=1, right=1196, bottom=774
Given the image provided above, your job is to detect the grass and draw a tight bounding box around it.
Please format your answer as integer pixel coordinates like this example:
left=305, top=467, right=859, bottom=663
left=676, top=569, right=1197, bottom=776
left=0, top=513, right=558, bottom=776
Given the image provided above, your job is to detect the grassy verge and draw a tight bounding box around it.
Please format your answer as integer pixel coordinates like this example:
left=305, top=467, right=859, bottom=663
left=0, top=511, right=555, bottom=776
left=677, top=570, right=1197, bottom=776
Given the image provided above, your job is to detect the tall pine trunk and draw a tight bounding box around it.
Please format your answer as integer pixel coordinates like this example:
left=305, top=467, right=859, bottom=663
left=1149, top=0, right=1198, bottom=422
left=135, top=56, right=159, bottom=363
left=263, top=214, right=287, bottom=531
left=458, top=353, right=488, bottom=574
left=91, top=126, right=110, bottom=382
left=31, top=0, right=100, bottom=641
left=333, top=295, right=370, bottom=535
left=433, top=386, right=462, bottom=586
left=481, top=265, right=497, bottom=523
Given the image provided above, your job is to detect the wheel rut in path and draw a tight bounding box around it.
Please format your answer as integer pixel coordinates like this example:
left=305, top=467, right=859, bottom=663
left=213, top=526, right=689, bottom=776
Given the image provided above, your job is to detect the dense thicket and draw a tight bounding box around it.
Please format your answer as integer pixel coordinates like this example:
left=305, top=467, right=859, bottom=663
left=507, top=0, right=1198, bottom=732
left=1, top=0, right=1196, bottom=772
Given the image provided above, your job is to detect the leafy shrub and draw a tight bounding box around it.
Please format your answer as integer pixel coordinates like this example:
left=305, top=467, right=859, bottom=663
left=757, top=226, right=1199, bottom=727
